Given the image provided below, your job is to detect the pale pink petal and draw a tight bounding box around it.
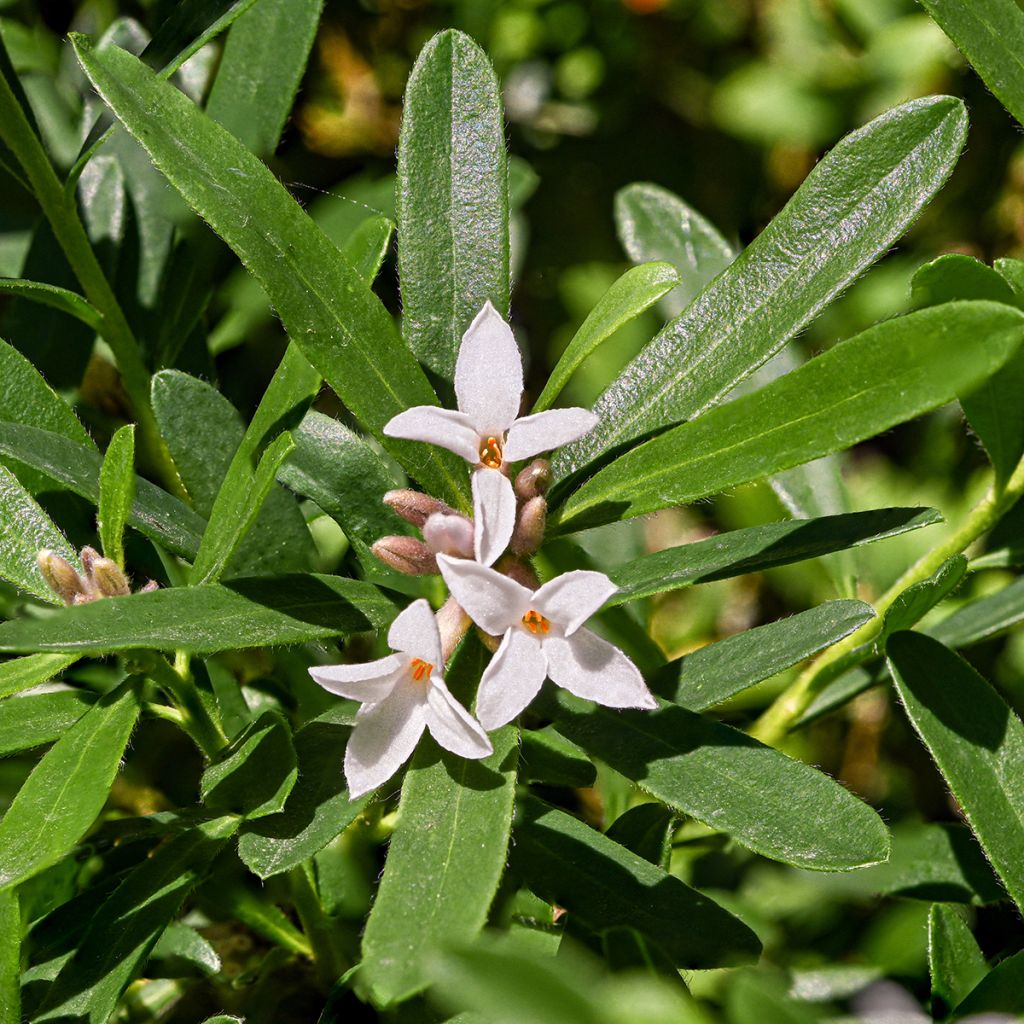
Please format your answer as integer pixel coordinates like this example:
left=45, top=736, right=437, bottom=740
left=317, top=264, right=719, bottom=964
left=532, top=570, right=619, bottom=637
left=437, top=554, right=531, bottom=635
left=387, top=598, right=442, bottom=668
left=422, top=512, right=475, bottom=559
left=343, top=684, right=427, bottom=798
left=383, top=406, right=481, bottom=464
left=454, top=301, right=523, bottom=437
left=504, top=408, right=598, bottom=462
left=476, top=627, right=548, bottom=730
left=425, top=676, right=493, bottom=758
left=309, top=654, right=404, bottom=702
left=472, top=468, right=516, bottom=567
left=544, top=628, right=657, bottom=710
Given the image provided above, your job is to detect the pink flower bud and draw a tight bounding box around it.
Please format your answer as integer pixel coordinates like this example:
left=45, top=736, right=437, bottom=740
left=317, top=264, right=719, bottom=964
left=511, top=496, right=547, bottom=556
left=382, top=489, right=456, bottom=528
left=514, top=459, right=551, bottom=501
left=371, top=536, right=439, bottom=575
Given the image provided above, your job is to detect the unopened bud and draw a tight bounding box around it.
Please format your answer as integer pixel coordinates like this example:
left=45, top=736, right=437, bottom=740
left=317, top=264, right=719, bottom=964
left=138, top=579, right=160, bottom=594
left=37, top=550, right=85, bottom=605
left=514, top=459, right=551, bottom=501
left=90, top=557, right=131, bottom=597
left=437, top=595, right=471, bottom=662
left=511, top=496, right=547, bottom=556
left=383, top=489, right=456, bottom=529
left=371, top=536, right=438, bottom=576
left=79, top=545, right=100, bottom=577
left=501, top=558, right=541, bottom=591
left=422, top=513, right=474, bottom=559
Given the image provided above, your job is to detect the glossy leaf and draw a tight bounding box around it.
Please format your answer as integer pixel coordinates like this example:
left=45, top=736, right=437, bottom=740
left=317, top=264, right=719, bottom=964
left=0, top=574, right=396, bottom=655
left=554, top=97, right=969, bottom=481
left=929, top=904, right=987, bottom=1015
left=557, top=302, right=1024, bottom=530
left=98, top=423, right=135, bottom=567
left=0, top=279, right=100, bottom=330
left=887, top=631, right=1024, bottom=913
left=0, top=690, right=96, bottom=754
left=0, top=682, right=139, bottom=890
left=0, top=652, right=77, bottom=699
left=398, top=29, right=509, bottom=379
left=952, top=951, right=1024, bottom=1018
left=879, top=555, right=966, bottom=642
left=148, top=921, right=221, bottom=978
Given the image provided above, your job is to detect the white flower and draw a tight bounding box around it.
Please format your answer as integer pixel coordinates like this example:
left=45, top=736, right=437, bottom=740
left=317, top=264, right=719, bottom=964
left=436, top=555, right=657, bottom=730
left=308, top=599, right=492, bottom=798
left=384, top=302, right=597, bottom=567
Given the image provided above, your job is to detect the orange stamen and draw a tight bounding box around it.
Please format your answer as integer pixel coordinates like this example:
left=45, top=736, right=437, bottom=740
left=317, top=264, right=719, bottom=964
left=479, top=436, right=503, bottom=469
left=522, top=610, right=550, bottom=635
left=410, top=658, right=433, bottom=681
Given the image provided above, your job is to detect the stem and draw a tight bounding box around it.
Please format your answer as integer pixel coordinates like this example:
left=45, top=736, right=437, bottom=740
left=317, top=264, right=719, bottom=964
left=752, top=456, right=1024, bottom=746
left=147, top=654, right=228, bottom=758
left=289, top=863, right=344, bottom=989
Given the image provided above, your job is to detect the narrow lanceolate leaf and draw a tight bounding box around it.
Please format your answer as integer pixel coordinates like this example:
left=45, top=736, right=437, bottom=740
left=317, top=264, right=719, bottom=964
left=0, top=890, right=18, bottom=1024
left=71, top=36, right=467, bottom=509
left=550, top=693, right=889, bottom=871
left=98, top=423, right=135, bottom=567
left=654, top=600, right=875, bottom=709
left=614, top=183, right=735, bottom=318
left=534, top=262, right=680, bottom=413
left=953, top=951, right=1024, bottom=1018
left=554, top=97, right=968, bottom=482
left=887, top=632, right=1024, bottom=913
left=918, top=0, right=1024, bottom=128
left=929, top=904, right=988, bottom=1015
left=0, top=279, right=101, bottom=330
left=0, top=652, right=77, bottom=699
left=930, top=575, right=1024, bottom=648
left=557, top=302, right=1024, bottom=530
left=512, top=798, right=759, bottom=967
left=0, top=574, right=397, bottom=655
left=0, top=464, right=79, bottom=603
left=0, top=682, right=140, bottom=890
left=879, top=555, right=966, bottom=642
left=398, top=29, right=509, bottom=379
left=36, top=816, right=239, bottom=1024
left=0, top=690, right=96, bottom=755
left=606, top=507, right=941, bottom=603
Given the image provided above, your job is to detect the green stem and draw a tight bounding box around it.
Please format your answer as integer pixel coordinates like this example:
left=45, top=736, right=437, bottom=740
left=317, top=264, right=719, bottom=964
left=289, top=863, right=344, bottom=989
left=752, top=455, right=1024, bottom=746
left=147, top=655, right=228, bottom=758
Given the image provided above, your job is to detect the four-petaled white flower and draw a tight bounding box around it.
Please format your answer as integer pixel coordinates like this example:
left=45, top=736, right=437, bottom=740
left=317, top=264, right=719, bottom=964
left=384, top=302, right=597, bottom=567
left=437, top=555, right=657, bottom=730
left=309, top=599, right=492, bottom=798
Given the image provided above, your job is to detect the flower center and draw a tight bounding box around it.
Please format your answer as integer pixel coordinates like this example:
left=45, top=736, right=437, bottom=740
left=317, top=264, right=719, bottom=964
left=521, top=610, right=550, bottom=635
left=479, top=436, right=503, bottom=469
left=410, top=658, right=434, bottom=682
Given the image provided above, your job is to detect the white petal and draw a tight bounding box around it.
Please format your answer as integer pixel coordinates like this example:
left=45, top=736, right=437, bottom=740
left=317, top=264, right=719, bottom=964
left=309, top=654, right=404, bottom=702
left=504, top=408, right=599, bottom=462
left=387, top=598, right=442, bottom=668
left=544, top=628, right=657, bottom=710
left=476, top=627, right=548, bottom=730
left=343, top=684, right=427, bottom=798
left=532, top=570, right=619, bottom=637
left=422, top=512, right=475, bottom=559
left=472, top=469, right=516, bottom=567
left=425, top=676, right=493, bottom=758
left=454, top=301, right=523, bottom=436
left=383, top=406, right=481, bottom=464
left=437, top=554, right=531, bottom=635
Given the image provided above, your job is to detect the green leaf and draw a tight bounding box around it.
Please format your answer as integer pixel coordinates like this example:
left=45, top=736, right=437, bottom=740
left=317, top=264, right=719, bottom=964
left=726, top=971, right=817, bottom=1024
left=878, top=555, right=966, bottom=642
left=554, top=96, right=969, bottom=482
left=71, top=34, right=467, bottom=509
left=0, top=889, right=17, bottom=1024
left=952, top=951, right=1024, bottom=1019
left=655, top=599, right=875, bottom=709
left=605, top=803, right=674, bottom=869
left=519, top=727, right=597, bottom=788
left=918, top=0, right=1024, bottom=128
left=200, top=711, right=297, bottom=819
left=0, top=573, right=397, bottom=655
left=0, top=464, right=79, bottom=604
left=0, top=690, right=96, bottom=755
left=557, top=302, right=1024, bottom=530
left=35, top=815, right=239, bottom=1024
left=0, top=652, right=77, bottom=699
left=397, top=29, right=509, bottom=379
left=606, top=507, right=941, bottom=603
left=237, top=710, right=368, bottom=878
left=0, top=279, right=101, bottom=330
left=929, top=904, right=988, bottom=1015
left=930, top=575, right=1024, bottom=648
left=359, top=640, right=518, bottom=1007
left=614, top=183, right=735, bottom=318
left=148, top=921, right=221, bottom=978
left=534, top=262, right=681, bottom=413
left=550, top=692, right=889, bottom=871
left=0, top=681, right=140, bottom=890
left=512, top=796, right=759, bottom=967
left=98, top=423, right=135, bottom=567
left=887, top=632, right=1024, bottom=913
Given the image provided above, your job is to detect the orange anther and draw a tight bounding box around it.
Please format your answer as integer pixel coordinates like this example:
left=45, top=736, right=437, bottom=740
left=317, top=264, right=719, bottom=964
left=410, top=658, right=433, bottom=681
left=522, top=610, right=550, bottom=635
left=479, top=436, right=503, bottom=469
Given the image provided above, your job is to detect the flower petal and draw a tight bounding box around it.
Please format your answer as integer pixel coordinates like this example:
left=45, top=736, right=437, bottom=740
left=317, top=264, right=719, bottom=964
left=476, top=627, right=548, bottom=730
left=387, top=598, right=442, bottom=668
left=425, top=676, right=493, bottom=758
left=544, top=628, right=657, bottom=710
left=422, top=512, right=475, bottom=559
left=472, top=468, right=516, bottom=567
left=343, top=683, right=427, bottom=798
left=504, top=407, right=598, bottom=462
left=383, top=406, right=480, bottom=463
left=454, top=301, right=523, bottom=436
left=309, top=654, right=404, bottom=702
left=437, top=554, right=531, bottom=635
left=532, top=570, right=619, bottom=636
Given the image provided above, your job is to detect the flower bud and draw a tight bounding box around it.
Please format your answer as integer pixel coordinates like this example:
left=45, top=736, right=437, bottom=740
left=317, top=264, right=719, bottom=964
left=371, top=536, right=438, bottom=576
left=90, top=557, right=131, bottom=597
left=37, top=549, right=85, bottom=605
left=79, top=545, right=100, bottom=577
left=514, top=459, right=551, bottom=501
left=382, top=489, right=456, bottom=528
left=422, top=512, right=474, bottom=559
left=511, top=496, right=547, bottom=556
left=138, top=579, right=160, bottom=594
left=437, top=595, right=471, bottom=662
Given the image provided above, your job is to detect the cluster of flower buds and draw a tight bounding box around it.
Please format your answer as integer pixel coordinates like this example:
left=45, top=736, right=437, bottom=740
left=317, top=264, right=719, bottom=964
left=37, top=545, right=157, bottom=605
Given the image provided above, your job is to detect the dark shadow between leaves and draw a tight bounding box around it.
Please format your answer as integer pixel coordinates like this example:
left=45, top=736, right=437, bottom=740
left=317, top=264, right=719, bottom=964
left=223, top=574, right=381, bottom=633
